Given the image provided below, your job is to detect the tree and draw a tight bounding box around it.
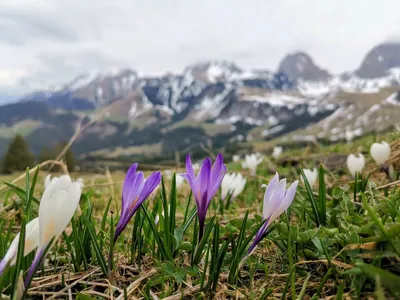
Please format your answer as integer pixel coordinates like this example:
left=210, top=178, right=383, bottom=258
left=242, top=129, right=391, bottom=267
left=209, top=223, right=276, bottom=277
left=55, top=141, right=76, bottom=172
left=37, top=141, right=77, bottom=172
left=2, top=135, right=34, bottom=174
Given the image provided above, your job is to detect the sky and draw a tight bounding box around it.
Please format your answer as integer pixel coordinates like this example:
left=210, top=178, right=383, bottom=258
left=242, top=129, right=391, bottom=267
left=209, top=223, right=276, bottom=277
left=0, top=0, right=399, bottom=100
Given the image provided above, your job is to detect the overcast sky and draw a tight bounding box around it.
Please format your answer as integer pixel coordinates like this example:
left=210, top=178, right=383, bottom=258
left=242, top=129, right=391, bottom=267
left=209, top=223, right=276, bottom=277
left=0, top=0, right=399, bottom=99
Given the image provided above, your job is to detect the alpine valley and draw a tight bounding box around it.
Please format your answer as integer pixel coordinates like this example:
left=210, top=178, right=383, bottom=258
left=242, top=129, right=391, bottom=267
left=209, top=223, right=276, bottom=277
left=1, top=42, right=400, bottom=163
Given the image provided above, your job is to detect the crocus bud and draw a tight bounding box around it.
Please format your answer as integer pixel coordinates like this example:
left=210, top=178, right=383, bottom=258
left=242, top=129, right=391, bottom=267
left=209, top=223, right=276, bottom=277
left=370, top=142, right=391, bottom=165
left=347, top=154, right=365, bottom=177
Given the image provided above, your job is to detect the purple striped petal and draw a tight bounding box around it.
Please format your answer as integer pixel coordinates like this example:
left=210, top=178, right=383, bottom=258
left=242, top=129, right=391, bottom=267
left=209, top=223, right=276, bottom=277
left=185, top=154, right=196, bottom=179
left=262, top=173, right=279, bottom=219
left=209, top=164, right=227, bottom=204
left=198, top=158, right=212, bottom=209
left=278, top=180, right=298, bottom=214
left=248, top=218, right=270, bottom=254
left=0, top=259, right=8, bottom=276
left=125, top=172, right=145, bottom=210
left=135, top=172, right=162, bottom=209
left=24, top=245, right=46, bottom=286
left=122, top=163, right=138, bottom=211
left=181, top=173, right=200, bottom=204
left=211, top=154, right=224, bottom=185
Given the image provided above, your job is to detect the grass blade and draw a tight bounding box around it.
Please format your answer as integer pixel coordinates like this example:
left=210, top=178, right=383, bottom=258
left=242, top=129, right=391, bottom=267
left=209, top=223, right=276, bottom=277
left=300, top=168, right=321, bottom=227
left=318, top=165, right=326, bottom=226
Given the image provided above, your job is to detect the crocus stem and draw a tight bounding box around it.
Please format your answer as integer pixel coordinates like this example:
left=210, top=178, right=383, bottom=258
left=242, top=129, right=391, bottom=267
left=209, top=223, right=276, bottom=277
left=198, top=219, right=205, bottom=242
left=24, top=246, right=46, bottom=287
left=107, top=249, right=113, bottom=276
left=380, top=164, right=390, bottom=179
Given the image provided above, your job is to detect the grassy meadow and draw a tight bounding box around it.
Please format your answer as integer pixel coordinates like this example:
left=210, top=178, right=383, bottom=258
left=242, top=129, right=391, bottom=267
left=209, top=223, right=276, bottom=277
left=0, top=131, right=400, bottom=299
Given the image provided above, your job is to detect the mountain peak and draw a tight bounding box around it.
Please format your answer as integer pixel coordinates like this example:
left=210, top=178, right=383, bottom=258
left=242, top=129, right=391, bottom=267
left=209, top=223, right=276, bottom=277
left=184, top=60, right=242, bottom=83
left=355, top=42, right=400, bottom=78
left=278, top=51, right=330, bottom=82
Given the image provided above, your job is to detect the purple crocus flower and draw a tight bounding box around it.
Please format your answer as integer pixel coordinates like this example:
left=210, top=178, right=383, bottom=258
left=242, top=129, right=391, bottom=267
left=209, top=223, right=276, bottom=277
left=248, top=172, right=298, bottom=254
left=114, top=163, right=161, bottom=242
left=181, top=153, right=226, bottom=240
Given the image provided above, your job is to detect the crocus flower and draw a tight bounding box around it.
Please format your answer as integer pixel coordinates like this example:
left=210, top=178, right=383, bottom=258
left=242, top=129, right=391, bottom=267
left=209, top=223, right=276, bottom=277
left=193, top=163, right=200, bottom=171
left=302, top=168, right=318, bottom=187
left=114, top=163, right=161, bottom=242
left=346, top=154, right=365, bottom=178
left=232, top=155, right=240, bottom=163
left=164, top=171, right=184, bottom=189
left=45, top=174, right=84, bottom=189
left=248, top=173, right=298, bottom=254
left=25, top=175, right=82, bottom=285
left=176, top=174, right=185, bottom=189
left=370, top=141, right=391, bottom=165
left=242, top=154, right=263, bottom=176
left=0, top=218, right=39, bottom=276
left=164, top=170, right=173, bottom=180
left=272, top=146, right=283, bottom=160
left=181, top=154, right=226, bottom=240
left=221, top=173, right=246, bottom=201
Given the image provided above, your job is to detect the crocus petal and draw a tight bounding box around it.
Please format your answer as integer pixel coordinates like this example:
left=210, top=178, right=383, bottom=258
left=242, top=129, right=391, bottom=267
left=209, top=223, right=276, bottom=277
left=122, top=163, right=138, bottom=211
left=198, top=158, right=212, bottom=208
left=124, top=171, right=145, bottom=212
left=262, top=173, right=279, bottom=219
left=347, top=154, right=365, bottom=177
left=209, top=164, right=227, bottom=203
left=24, top=245, right=46, bottom=286
left=0, top=218, right=39, bottom=275
left=275, top=180, right=298, bottom=218
left=248, top=218, right=270, bottom=254
left=38, top=175, right=81, bottom=247
left=185, top=154, right=196, bottom=179
left=181, top=173, right=199, bottom=202
left=267, top=179, right=287, bottom=223
left=302, top=168, right=318, bottom=187
left=370, top=142, right=391, bottom=165
left=135, top=172, right=162, bottom=209
left=44, top=174, right=51, bottom=189
left=211, top=154, right=224, bottom=185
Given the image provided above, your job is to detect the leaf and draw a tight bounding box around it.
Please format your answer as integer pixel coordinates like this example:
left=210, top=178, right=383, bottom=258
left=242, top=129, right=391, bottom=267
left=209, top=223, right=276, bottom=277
left=318, top=165, right=326, bottom=226
left=300, top=168, right=321, bottom=227
left=76, top=292, right=96, bottom=300
left=356, top=262, right=400, bottom=292
left=193, top=215, right=216, bottom=265
left=83, top=214, right=108, bottom=277
left=141, top=206, right=173, bottom=262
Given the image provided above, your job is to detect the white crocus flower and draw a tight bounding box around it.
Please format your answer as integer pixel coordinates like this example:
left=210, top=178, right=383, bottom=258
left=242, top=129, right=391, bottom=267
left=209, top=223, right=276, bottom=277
left=193, top=163, right=200, bottom=171
left=176, top=174, right=185, bottom=189
left=302, top=168, right=318, bottom=187
left=25, top=175, right=82, bottom=284
left=0, top=218, right=40, bottom=275
left=346, top=154, right=365, bottom=177
left=232, top=155, right=240, bottom=163
left=164, top=170, right=173, bottom=181
left=221, top=173, right=247, bottom=201
left=46, top=174, right=84, bottom=188
left=242, top=154, right=263, bottom=176
left=370, top=141, right=391, bottom=165
left=272, top=146, right=283, bottom=160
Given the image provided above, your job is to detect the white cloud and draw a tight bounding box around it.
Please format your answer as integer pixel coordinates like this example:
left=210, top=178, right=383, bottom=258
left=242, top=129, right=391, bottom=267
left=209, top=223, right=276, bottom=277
left=0, top=0, right=399, bottom=96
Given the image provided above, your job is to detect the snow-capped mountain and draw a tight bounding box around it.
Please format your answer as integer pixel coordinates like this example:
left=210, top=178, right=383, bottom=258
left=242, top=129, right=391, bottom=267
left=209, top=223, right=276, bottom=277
left=2, top=41, right=400, bottom=157
left=296, top=42, right=400, bottom=95
left=278, top=52, right=331, bottom=82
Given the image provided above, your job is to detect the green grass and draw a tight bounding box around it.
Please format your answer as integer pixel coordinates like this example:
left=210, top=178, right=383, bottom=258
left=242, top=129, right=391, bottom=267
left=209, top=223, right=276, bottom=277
left=0, top=133, right=399, bottom=299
